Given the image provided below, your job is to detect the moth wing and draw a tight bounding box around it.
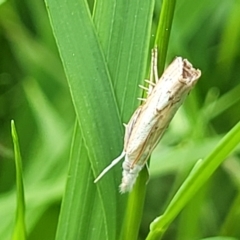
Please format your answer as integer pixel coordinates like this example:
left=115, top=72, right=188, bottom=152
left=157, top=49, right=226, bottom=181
left=157, top=57, right=183, bottom=83
left=124, top=106, right=142, bottom=150
left=131, top=117, right=167, bottom=167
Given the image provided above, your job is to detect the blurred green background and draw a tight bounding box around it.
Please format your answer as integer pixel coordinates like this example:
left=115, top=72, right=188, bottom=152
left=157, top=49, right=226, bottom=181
left=0, top=0, right=240, bottom=239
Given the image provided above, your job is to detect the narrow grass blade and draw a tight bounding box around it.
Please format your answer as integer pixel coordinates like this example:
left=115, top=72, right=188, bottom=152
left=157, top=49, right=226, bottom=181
left=120, top=167, right=148, bottom=240
left=155, top=0, right=177, bottom=75
left=220, top=189, right=240, bottom=236
left=11, top=120, right=26, bottom=240
left=146, top=121, right=240, bottom=240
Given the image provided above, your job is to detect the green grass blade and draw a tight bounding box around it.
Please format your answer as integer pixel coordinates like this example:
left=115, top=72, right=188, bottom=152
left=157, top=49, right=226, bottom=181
left=155, top=0, right=177, bottom=74
left=220, top=192, right=240, bottom=237
left=11, top=121, right=26, bottom=240
left=93, top=1, right=156, bottom=239
left=94, top=0, right=155, bottom=120
left=146, top=121, right=240, bottom=240
left=56, top=122, right=107, bottom=239
left=120, top=167, right=148, bottom=240
left=45, top=0, right=122, bottom=239
left=47, top=0, right=155, bottom=238
left=200, top=237, right=238, bottom=240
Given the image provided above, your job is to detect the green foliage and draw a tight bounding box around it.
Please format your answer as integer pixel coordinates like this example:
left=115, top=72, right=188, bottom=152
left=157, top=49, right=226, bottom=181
left=0, top=0, right=240, bottom=239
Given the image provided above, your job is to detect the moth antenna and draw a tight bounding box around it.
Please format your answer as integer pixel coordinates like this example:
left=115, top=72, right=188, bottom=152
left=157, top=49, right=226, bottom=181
left=94, top=151, right=126, bottom=183
left=137, top=97, right=146, bottom=102
left=138, top=84, right=149, bottom=91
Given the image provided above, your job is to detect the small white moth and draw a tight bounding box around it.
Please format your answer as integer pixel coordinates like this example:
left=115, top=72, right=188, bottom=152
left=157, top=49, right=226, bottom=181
left=94, top=48, right=201, bottom=193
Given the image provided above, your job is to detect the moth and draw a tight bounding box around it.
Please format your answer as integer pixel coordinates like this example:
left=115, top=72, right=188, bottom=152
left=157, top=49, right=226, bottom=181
left=94, top=48, right=201, bottom=193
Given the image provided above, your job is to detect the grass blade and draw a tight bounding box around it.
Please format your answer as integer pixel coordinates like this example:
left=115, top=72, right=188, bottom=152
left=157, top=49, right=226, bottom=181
left=56, top=122, right=108, bottom=239
left=155, top=0, right=177, bottom=74
left=45, top=0, right=122, bottom=239
left=146, top=121, right=240, bottom=240
left=11, top=121, right=26, bottom=240
left=46, top=0, right=154, bottom=239
left=94, top=1, right=156, bottom=239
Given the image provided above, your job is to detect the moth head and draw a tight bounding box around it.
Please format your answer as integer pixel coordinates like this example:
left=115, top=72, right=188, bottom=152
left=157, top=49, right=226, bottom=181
left=182, top=59, right=201, bottom=85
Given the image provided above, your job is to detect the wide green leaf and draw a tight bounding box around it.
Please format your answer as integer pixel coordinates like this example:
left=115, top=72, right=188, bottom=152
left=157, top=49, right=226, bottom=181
left=45, top=0, right=155, bottom=239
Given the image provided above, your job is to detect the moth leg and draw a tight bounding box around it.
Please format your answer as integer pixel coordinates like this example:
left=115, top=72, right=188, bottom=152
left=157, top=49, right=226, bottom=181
left=148, top=49, right=155, bottom=95
left=153, top=47, right=159, bottom=83
left=137, top=97, right=147, bottom=102
left=148, top=48, right=159, bottom=94
left=138, top=48, right=158, bottom=96
left=138, top=84, right=149, bottom=98
left=138, top=84, right=149, bottom=91
left=145, top=79, right=155, bottom=86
